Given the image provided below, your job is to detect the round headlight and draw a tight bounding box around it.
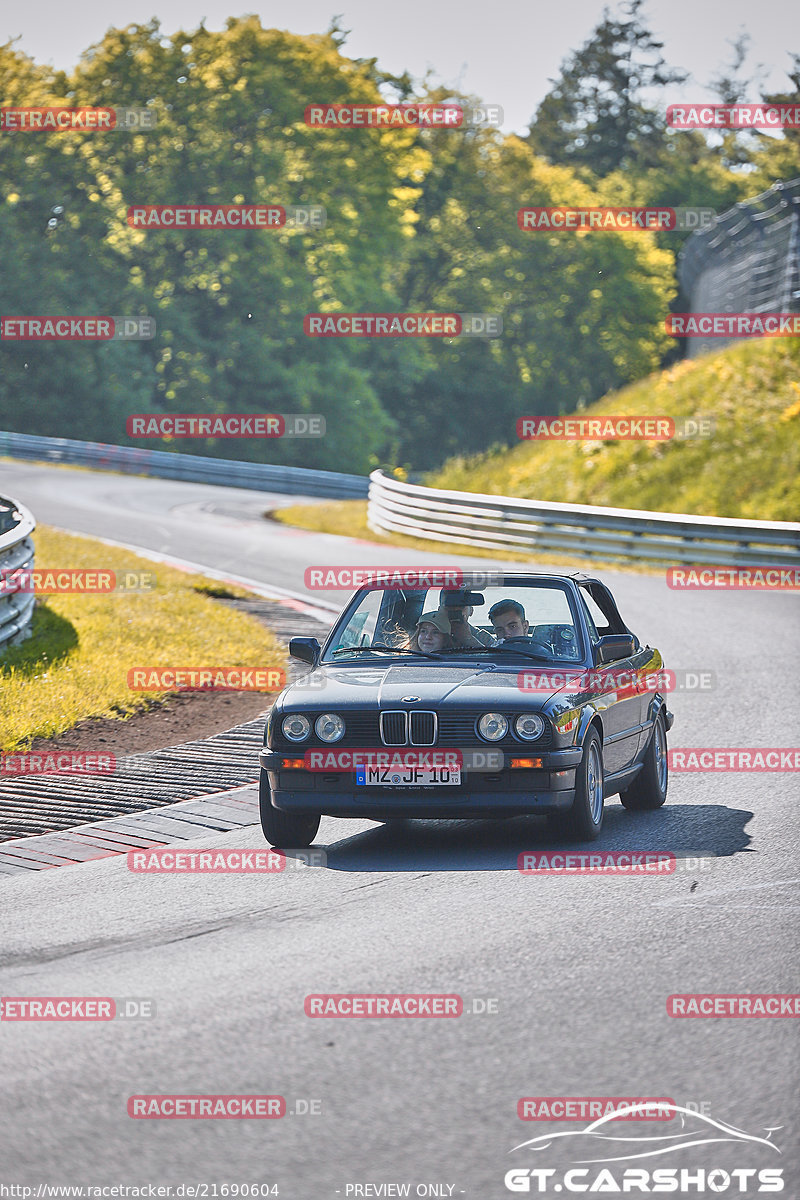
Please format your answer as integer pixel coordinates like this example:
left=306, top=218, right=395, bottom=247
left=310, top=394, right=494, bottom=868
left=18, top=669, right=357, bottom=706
left=282, top=713, right=311, bottom=742
left=515, top=713, right=546, bottom=741
left=478, top=712, right=509, bottom=742
left=315, top=713, right=345, bottom=743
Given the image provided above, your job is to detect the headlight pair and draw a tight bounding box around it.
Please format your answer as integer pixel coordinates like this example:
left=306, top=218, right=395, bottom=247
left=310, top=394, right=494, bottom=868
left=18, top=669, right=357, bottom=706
left=281, top=713, right=345, bottom=743
left=478, top=712, right=546, bottom=742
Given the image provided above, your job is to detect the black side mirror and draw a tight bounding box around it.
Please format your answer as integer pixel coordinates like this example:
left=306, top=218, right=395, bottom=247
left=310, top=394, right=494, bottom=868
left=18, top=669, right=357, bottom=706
left=595, top=633, right=635, bottom=664
left=289, top=637, right=321, bottom=666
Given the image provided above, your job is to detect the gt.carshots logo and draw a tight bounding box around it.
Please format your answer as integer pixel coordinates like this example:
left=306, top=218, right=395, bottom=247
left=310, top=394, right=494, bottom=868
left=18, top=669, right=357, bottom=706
left=1, top=316, right=155, bottom=340
left=304, top=567, right=503, bottom=589
left=667, top=567, right=800, bottom=590
left=667, top=313, right=800, bottom=337
left=125, top=414, right=325, bottom=438
left=127, top=667, right=286, bottom=691
left=304, top=313, right=502, bottom=337
left=505, top=1103, right=784, bottom=1193
left=669, top=748, right=800, bottom=771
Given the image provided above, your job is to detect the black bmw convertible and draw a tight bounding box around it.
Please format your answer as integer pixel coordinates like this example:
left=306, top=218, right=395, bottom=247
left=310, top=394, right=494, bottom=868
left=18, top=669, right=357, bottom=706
left=258, top=572, right=673, bottom=846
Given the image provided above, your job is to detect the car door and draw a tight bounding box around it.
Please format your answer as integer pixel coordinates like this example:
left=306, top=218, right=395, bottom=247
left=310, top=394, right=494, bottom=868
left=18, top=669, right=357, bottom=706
left=577, top=583, right=645, bottom=775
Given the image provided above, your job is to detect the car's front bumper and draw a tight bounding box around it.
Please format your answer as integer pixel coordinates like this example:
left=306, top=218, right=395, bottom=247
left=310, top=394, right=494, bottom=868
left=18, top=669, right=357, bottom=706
left=258, top=748, right=580, bottom=818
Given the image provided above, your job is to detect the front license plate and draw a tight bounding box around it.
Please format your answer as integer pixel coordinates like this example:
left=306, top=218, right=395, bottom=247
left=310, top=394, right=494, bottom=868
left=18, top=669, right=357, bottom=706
left=355, top=766, right=461, bottom=787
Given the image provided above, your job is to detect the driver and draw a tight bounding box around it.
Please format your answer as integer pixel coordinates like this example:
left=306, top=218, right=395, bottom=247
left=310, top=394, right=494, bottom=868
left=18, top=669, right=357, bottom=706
left=488, top=598, right=529, bottom=641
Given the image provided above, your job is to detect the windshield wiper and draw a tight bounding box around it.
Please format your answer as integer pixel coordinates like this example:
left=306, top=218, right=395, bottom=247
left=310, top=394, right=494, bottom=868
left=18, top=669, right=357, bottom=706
left=330, top=644, right=441, bottom=660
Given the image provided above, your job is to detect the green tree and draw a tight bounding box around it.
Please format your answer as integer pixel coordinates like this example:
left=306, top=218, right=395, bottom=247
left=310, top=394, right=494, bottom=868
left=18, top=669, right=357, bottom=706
left=526, top=0, right=687, bottom=177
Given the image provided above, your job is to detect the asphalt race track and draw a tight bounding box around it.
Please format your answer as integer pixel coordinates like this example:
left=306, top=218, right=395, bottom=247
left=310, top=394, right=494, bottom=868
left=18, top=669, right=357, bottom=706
left=1, top=460, right=798, bottom=1195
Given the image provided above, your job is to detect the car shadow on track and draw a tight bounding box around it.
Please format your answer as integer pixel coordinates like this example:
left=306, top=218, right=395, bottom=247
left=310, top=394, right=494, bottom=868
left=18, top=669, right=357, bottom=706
left=300, top=802, right=755, bottom=873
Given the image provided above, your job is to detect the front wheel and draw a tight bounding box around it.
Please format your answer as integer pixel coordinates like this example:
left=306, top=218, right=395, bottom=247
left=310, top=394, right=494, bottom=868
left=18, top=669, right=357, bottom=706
left=620, top=712, right=668, bottom=811
left=549, top=727, right=605, bottom=841
left=259, top=769, right=320, bottom=847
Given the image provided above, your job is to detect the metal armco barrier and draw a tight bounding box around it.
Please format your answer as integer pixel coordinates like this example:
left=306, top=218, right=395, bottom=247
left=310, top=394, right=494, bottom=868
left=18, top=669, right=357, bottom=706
left=0, top=431, right=369, bottom=500
left=0, top=495, right=35, bottom=651
left=367, top=471, right=800, bottom=567
left=678, top=176, right=800, bottom=359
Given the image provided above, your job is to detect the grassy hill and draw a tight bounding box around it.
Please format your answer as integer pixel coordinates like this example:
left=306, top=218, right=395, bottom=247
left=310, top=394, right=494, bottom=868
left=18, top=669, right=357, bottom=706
left=427, top=338, right=800, bottom=522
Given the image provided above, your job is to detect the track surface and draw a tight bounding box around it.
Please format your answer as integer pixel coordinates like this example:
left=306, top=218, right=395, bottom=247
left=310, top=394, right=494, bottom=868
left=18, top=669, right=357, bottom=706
left=1, top=460, right=798, bottom=1193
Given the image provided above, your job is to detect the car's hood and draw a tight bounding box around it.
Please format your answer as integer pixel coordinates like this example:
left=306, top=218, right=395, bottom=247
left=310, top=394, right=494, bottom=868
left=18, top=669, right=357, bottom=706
left=280, top=661, right=572, bottom=709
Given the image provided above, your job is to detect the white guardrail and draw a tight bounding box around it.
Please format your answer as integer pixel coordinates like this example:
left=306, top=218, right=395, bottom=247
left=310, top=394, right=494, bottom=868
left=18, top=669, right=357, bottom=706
left=367, top=470, right=800, bottom=567
left=0, top=431, right=370, bottom=500
left=0, top=495, right=36, bottom=651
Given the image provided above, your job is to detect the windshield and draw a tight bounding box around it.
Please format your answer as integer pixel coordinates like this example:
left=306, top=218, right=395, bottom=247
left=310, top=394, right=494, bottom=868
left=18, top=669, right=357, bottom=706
left=324, top=582, right=584, bottom=663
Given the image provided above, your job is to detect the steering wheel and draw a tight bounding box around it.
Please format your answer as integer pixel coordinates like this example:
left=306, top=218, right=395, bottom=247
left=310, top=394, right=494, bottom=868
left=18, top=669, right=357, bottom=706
left=502, top=635, right=554, bottom=657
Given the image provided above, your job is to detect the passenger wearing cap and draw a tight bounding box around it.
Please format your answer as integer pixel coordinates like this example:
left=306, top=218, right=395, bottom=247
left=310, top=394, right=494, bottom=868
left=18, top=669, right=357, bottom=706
left=409, top=610, right=454, bottom=653
left=489, top=598, right=529, bottom=641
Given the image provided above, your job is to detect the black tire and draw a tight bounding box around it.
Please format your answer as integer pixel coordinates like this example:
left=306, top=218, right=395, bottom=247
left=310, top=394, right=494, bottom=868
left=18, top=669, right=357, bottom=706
left=259, top=768, right=320, bottom=847
left=549, top=727, right=605, bottom=841
left=620, top=711, right=668, bottom=811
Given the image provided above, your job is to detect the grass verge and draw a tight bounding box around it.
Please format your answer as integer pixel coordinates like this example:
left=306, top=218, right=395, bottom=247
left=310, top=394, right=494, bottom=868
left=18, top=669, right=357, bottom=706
left=428, top=339, right=800, bottom=521
left=0, top=525, right=285, bottom=752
